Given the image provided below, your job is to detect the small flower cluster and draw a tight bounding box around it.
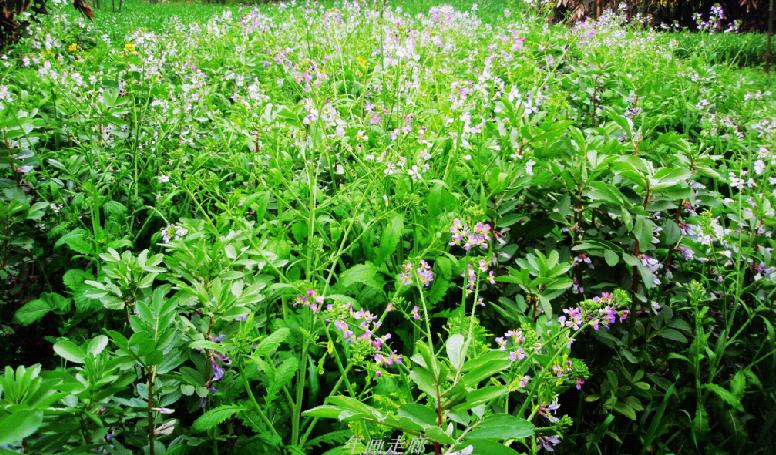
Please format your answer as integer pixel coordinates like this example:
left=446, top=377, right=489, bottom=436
left=449, top=219, right=492, bottom=251
left=538, top=395, right=561, bottom=423
left=495, top=329, right=527, bottom=362
left=301, top=295, right=401, bottom=376
left=399, top=260, right=434, bottom=287
left=160, top=224, right=188, bottom=243
left=572, top=253, right=593, bottom=268
left=294, top=289, right=325, bottom=313
left=558, top=291, right=630, bottom=332
left=209, top=334, right=230, bottom=385
left=639, top=254, right=663, bottom=287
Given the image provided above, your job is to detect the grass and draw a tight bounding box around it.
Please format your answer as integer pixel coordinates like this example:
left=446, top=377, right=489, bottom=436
left=84, top=0, right=773, bottom=68
left=1, top=1, right=774, bottom=454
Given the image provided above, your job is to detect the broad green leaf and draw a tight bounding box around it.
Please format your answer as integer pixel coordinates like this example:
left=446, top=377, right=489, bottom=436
left=303, top=405, right=347, bottom=420
left=410, top=367, right=437, bottom=399
left=0, top=410, right=43, bottom=445
left=658, top=329, right=688, bottom=343
left=54, top=229, right=92, bottom=255
left=467, top=414, right=534, bottom=440
left=86, top=335, right=109, bottom=356
left=192, top=405, right=243, bottom=432
left=397, top=403, right=437, bottom=427
left=587, top=181, right=625, bottom=206
left=14, top=292, right=70, bottom=325
left=613, top=402, right=637, bottom=420
left=423, top=425, right=456, bottom=444
left=633, top=216, right=653, bottom=247
left=446, top=334, right=466, bottom=371
left=53, top=339, right=85, bottom=364
left=461, top=350, right=511, bottom=386
left=662, top=220, right=681, bottom=245
left=339, top=262, right=384, bottom=291
left=254, top=327, right=290, bottom=357
left=652, top=167, right=690, bottom=189
left=379, top=214, right=404, bottom=260
left=604, top=250, right=619, bottom=266
left=327, top=396, right=383, bottom=420
left=62, top=269, right=92, bottom=290
left=13, top=299, right=51, bottom=325
left=461, top=441, right=520, bottom=455
left=703, top=383, right=744, bottom=412
left=462, top=386, right=508, bottom=409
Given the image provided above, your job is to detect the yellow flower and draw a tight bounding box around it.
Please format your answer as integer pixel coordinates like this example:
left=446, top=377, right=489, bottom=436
left=356, top=56, right=366, bottom=70
left=67, top=43, right=78, bottom=53
left=124, top=42, right=136, bottom=53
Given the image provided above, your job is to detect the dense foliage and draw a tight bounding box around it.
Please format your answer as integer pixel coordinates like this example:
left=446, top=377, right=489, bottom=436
left=0, top=1, right=774, bottom=454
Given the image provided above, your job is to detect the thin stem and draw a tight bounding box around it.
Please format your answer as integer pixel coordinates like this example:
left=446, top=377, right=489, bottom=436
left=146, top=366, right=156, bottom=455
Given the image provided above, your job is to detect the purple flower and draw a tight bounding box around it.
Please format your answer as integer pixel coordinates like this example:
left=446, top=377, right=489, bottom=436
left=559, top=307, right=583, bottom=330
left=399, top=261, right=413, bottom=286
left=450, top=219, right=491, bottom=251
left=537, top=435, right=561, bottom=451
left=572, top=253, right=593, bottom=268
left=210, top=358, right=225, bottom=382
left=416, top=260, right=434, bottom=287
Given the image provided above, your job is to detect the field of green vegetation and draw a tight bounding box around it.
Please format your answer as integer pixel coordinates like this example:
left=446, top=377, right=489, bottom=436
left=1, top=0, right=774, bottom=453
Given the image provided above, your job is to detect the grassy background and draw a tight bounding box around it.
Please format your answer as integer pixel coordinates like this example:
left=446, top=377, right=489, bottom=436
left=82, top=0, right=773, bottom=68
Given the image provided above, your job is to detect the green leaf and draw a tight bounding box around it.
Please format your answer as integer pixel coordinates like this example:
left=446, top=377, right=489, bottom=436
left=633, top=216, right=653, bottom=247
left=190, top=340, right=226, bottom=353
left=327, top=396, right=383, bottom=420
left=303, top=405, right=345, bottom=420
left=703, top=383, right=744, bottom=412
left=13, top=299, right=52, bottom=325
left=461, top=441, right=520, bottom=455
left=86, top=335, right=109, bottom=356
left=13, top=292, right=70, bottom=325
left=409, top=367, right=437, bottom=399
left=53, top=339, right=86, bottom=363
left=192, top=405, right=243, bottom=432
left=731, top=371, right=746, bottom=399
left=254, top=327, right=290, bottom=357
left=658, top=329, right=688, bottom=343
left=0, top=410, right=43, bottom=445
left=662, top=220, right=681, bottom=245
left=446, top=334, right=466, bottom=371
left=397, top=404, right=437, bottom=427
left=652, top=167, right=690, bottom=189
left=63, top=269, right=92, bottom=290
left=339, top=262, right=384, bottom=291
left=54, top=229, right=92, bottom=255
left=461, top=350, right=511, bottom=386
left=587, top=181, right=624, bottom=206
left=462, top=386, right=508, bottom=408
left=604, top=250, right=619, bottom=266
left=379, top=214, right=404, bottom=260
left=613, top=402, right=637, bottom=420
left=423, top=425, right=456, bottom=444
left=467, top=414, right=534, bottom=440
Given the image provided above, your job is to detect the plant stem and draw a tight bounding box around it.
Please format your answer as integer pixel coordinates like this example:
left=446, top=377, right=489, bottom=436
left=147, top=366, right=155, bottom=455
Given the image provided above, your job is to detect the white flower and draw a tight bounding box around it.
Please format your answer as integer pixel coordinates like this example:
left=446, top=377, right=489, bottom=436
left=525, top=159, right=536, bottom=176
left=754, top=159, right=765, bottom=175
left=158, top=175, right=170, bottom=183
